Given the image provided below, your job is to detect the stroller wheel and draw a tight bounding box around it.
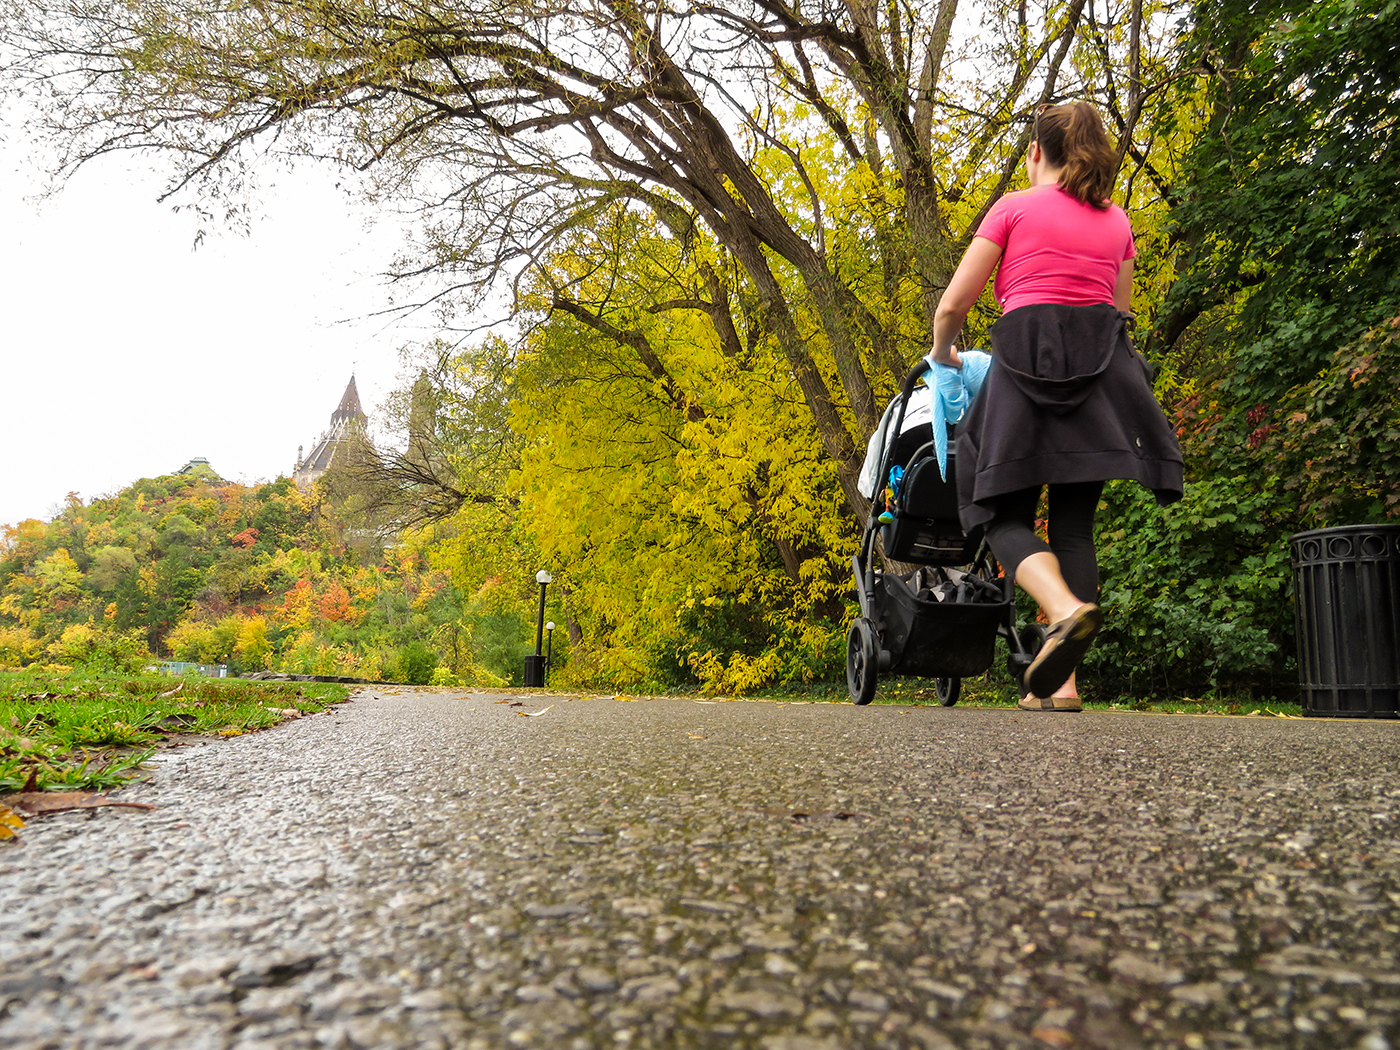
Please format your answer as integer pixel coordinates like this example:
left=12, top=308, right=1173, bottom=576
left=847, top=618, right=879, bottom=705
left=935, top=677, right=961, bottom=707
left=1013, top=623, right=1049, bottom=694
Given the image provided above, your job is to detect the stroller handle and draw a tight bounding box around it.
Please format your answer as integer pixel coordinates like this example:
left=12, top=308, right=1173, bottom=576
left=858, top=355, right=936, bottom=596
left=862, top=356, right=936, bottom=537
left=887, top=358, right=934, bottom=455
left=901, top=359, right=931, bottom=400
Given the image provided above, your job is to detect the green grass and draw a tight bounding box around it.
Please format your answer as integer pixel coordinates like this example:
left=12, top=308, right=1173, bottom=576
left=0, top=668, right=349, bottom=793
left=863, top=671, right=1305, bottom=716
left=756, top=661, right=1305, bottom=715
left=602, top=671, right=1306, bottom=716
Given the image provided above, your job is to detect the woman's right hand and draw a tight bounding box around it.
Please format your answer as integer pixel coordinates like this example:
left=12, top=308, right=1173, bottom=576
left=932, top=344, right=963, bottom=369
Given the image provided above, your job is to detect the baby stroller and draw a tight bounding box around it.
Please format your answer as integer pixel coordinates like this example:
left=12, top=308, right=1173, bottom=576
left=847, top=362, right=1047, bottom=705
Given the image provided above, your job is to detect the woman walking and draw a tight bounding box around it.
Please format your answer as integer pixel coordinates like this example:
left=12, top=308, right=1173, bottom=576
left=929, top=102, right=1183, bottom=711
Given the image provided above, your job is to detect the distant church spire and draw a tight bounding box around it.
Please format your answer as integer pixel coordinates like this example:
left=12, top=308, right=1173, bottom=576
left=293, top=376, right=367, bottom=492
left=332, top=375, right=368, bottom=428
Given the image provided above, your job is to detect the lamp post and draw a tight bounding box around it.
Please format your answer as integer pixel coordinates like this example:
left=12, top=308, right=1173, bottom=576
left=534, top=570, right=552, bottom=655
left=544, top=621, right=555, bottom=686
left=523, top=569, right=553, bottom=687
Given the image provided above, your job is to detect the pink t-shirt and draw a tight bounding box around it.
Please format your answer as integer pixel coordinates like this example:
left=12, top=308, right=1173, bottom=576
left=974, top=184, right=1135, bottom=313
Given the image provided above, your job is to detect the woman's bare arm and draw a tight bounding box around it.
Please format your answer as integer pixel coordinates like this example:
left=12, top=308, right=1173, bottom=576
left=931, top=237, right=1004, bottom=366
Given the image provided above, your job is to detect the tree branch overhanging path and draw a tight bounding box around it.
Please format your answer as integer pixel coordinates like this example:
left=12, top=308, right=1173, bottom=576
left=4, top=0, right=1164, bottom=518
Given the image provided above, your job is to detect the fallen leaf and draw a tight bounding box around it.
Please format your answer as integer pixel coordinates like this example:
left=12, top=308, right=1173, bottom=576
left=1030, top=1027, right=1074, bottom=1048
left=0, top=804, right=23, bottom=840
left=688, top=734, right=704, bottom=739
left=20, top=768, right=39, bottom=793
left=691, top=700, right=718, bottom=705
left=519, top=706, right=554, bottom=717
left=508, top=701, right=525, bottom=707
left=157, top=682, right=184, bottom=700
left=494, top=699, right=511, bottom=704
left=8, top=792, right=158, bottom=817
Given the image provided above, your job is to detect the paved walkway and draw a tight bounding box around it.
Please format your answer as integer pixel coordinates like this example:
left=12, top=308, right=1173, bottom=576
left=3, top=689, right=1399, bottom=1049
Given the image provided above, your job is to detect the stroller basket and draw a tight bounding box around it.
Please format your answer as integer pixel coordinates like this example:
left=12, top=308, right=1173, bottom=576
left=878, top=572, right=1009, bottom=679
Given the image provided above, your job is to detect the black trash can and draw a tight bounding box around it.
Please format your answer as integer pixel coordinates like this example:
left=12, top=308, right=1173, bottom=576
left=1291, top=524, right=1400, bottom=717
left=523, top=654, right=546, bottom=688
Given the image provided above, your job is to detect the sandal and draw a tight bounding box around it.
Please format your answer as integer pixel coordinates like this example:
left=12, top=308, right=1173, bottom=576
left=1025, top=604, right=1103, bottom=699
left=1018, top=694, right=1082, bottom=712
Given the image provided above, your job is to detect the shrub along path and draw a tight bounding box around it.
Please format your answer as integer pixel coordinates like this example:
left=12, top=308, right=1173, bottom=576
left=2, top=688, right=1397, bottom=1050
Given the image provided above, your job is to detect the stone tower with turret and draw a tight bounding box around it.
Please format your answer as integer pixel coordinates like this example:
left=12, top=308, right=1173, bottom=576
left=293, top=376, right=368, bottom=491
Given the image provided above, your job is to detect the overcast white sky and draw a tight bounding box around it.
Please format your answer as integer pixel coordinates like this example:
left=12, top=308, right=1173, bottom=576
left=1, top=119, right=431, bottom=530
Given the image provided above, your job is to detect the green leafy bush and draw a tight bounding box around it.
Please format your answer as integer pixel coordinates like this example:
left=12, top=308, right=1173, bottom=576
left=1096, top=317, right=1400, bottom=700
left=1087, top=478, right=1294, bottom=698
left=394, top=642, right=439, bottom=685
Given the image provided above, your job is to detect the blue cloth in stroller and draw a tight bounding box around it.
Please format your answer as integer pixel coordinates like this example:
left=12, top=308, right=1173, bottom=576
left=925, top=350, right=992, bottom=481
left=857, top=351, right=993, bottom=500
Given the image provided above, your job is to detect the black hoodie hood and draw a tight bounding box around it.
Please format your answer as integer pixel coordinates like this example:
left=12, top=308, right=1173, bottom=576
left=989, top=303, right=1127, bottom=415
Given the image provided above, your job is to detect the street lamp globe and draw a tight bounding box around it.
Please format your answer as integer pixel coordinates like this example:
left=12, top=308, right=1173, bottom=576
left=536, top=569, right=553, bottom=584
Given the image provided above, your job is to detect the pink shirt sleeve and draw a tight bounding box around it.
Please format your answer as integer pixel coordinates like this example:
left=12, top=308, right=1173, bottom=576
left=975, top=195, right=1015, bottom=249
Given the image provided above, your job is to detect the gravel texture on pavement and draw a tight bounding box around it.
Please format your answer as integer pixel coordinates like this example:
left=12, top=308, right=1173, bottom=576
left=2, top=689, right=1400, bottom=1050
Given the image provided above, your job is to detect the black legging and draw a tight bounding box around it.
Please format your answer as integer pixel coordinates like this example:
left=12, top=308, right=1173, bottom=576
left=984, top=481, right=1104, bottom=604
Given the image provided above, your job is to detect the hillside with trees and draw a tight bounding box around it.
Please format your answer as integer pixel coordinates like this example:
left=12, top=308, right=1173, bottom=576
left=0, top=469, right=531, bottom=685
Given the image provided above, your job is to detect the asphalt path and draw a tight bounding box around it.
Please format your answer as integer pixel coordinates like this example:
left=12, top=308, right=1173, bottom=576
left=3, top=688, right=1400, bottom=1050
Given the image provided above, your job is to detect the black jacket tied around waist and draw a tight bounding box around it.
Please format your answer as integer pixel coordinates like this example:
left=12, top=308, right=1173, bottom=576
left=956, top=303, right=1184, bottom=531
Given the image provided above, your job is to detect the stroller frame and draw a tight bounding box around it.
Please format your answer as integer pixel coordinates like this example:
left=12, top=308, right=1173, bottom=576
left=847, top=362, right=1045, bottom=705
